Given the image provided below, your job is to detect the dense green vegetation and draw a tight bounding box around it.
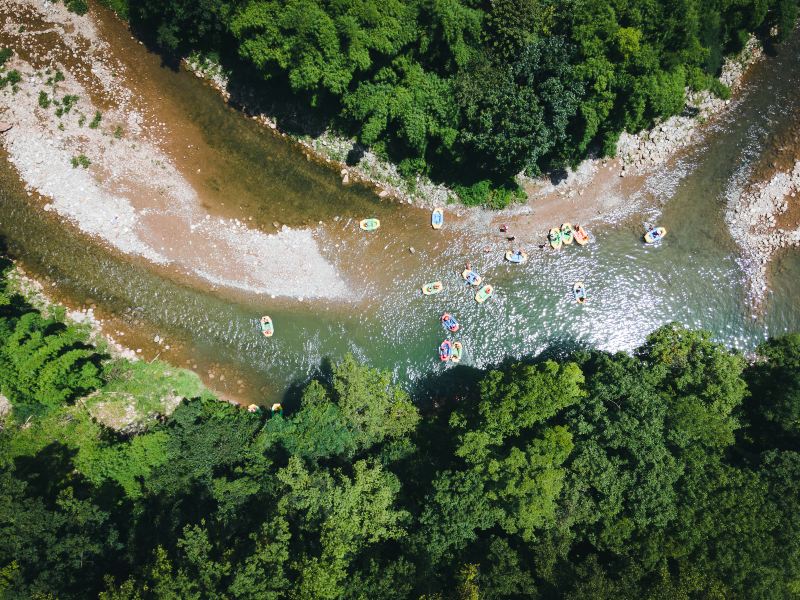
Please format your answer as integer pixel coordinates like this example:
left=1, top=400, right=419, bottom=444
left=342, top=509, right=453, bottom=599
left=2, top=258, right=800, bottom=598
left=115, top=0, right=800, bottom=204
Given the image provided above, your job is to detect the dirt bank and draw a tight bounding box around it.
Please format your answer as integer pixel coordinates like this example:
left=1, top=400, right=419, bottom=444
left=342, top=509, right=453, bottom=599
left=0, top=0, right=348, bottom=300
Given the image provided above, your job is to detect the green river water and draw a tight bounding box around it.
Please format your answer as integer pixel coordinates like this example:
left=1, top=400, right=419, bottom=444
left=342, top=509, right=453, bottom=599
left=2, top=30, right=800, bottom=404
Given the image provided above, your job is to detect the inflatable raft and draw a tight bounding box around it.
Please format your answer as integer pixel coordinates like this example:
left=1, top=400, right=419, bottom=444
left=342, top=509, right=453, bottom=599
left=439, top=340, right=453, bottom=361
left=549, top=227, right=562, bottom=250
left=475, top=284, right=494, bottom=303
left=644, top=226, right=667, bottom=244
left=462, top=269, right=482, bottom=286
left=431, top=208, right=443, bottom=229
left=561, top=223, right=574, bottom=245
left=441, top=312, right=460, bottom=332
left=573, top=281, right=587, bottom=304
left=574, top=224, right=590, bottom=246
left=422, top=281, right=443, bottom=295
left=505, top=250, right=528, bottom=264
left=260, top=316, right=274, bottom=338
left=359, top=218, right=380, bottom=231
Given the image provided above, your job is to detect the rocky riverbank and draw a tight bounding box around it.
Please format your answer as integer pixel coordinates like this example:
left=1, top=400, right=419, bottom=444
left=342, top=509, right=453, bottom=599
left=0, top=0, right=349, bottom=300
left=186, top=34, right=764, bottom=209
left=727, top=161, right=800, bottom=308
left=616, top=36, right=764, bottom=176
left=184, top=52, right=453, bottom=209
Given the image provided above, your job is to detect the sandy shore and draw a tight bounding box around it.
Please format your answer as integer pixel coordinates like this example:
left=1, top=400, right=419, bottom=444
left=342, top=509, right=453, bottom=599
left=727, top=161, right=800, bottom=307
left=0, top=0, right=348, bottom=300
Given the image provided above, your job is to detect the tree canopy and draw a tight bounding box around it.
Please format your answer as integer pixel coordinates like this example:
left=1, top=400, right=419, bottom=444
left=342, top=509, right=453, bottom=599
left=125, top=0, right=799, bottom=204
left=3, top=261, right=800, bottom=600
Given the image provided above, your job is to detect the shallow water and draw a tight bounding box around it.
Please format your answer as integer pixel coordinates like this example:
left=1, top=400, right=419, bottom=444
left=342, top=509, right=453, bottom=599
left=2, top=25, right=800, bottom=403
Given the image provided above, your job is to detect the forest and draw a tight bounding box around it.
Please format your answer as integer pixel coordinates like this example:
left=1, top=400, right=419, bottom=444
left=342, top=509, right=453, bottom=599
left=98, top=0, right=800, bottom=204
left=2, top=254, right=800, bottom=598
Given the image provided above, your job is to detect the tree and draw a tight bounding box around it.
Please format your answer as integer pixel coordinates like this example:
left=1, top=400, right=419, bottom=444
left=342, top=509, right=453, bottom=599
left=743, top=334, right=800, bottom=450
left=331, top=354, right=419, bottom=451
left=230, top=0, right=414, bottom=102
left=456, top=37, right=582, bottom=177
left=0, top=312, right=102, bottom=415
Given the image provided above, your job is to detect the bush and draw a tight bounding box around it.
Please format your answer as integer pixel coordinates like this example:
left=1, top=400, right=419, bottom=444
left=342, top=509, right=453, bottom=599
left=0, top=48, right=11, bottom=67
left=65, top=0, right=89, bottom=15
left=456, top=180, right=492, bottom=206
left=456, top=180, right=526, bottom=209
left=0, top=69, right=21, bottom=90
left=89, top=111, right=102, bottom=129
left=397, top=157, right=427, bottom=180
left=38, top=91, right=51, bottom=109
left=98, top=0, right=130, bottom=19
left=55, top=94, right=79, bottom=117
left=71, top=154, right=91, bottom=169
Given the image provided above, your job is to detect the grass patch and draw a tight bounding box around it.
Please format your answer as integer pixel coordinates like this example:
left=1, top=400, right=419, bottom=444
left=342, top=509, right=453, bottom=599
left=46, top=70, right=65, bottom=86
left=0, top=69, right=21, bottom=91
left=54, top=94, right=79, bottom=117
left=86, top=359, right=209, bottom=430
left=113, top=125, right=124, bottom=139
left=71, top=154, right=91, bottom=168
left=78, top=113, right=86, bottom=127
left=38, top=90, right=51, bottom=108
left=89, top=110, right=102, bottom=129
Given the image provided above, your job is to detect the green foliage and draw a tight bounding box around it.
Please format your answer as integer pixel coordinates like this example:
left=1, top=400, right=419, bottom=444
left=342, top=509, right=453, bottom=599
left=87, top=359, right=207, bottom=429
left=97, top=0, right=130, bottom=19
left=455, top=180, right=526, bottom=208
left=0, top=48, right=11, bottom=67
left=89, top=111, right=102, bottom=129
left=744, top=333, right=800, bottom=450
left=0, top=310, right=102, bottom=416
left=71, top=154, right=91, bottom=168
left=0, top=69, right=21, bottom=90
left=37, top=91, right=51, bottom=109
left=230, top=0, right=415, bottom=103
left=54, top=94, right=79, bottom=117
left=1, top=256, right=799, bottom=600
left=125, top=0, right=797, bottom=204
left=65, top=0, right=89, bottom=15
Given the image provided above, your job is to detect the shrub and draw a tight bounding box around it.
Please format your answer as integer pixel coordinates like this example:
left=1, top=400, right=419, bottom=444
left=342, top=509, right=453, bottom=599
left=0, top=69, right=21, bottom=90
left=113, top=126, right=124, bottom=139
left=65, top=0, right=89, bottom=15
left=0, top=48, right=11, bottom=67
left=456, top=180, right=492, bottom=207
left=55, top=94, right=79, bottom=117
left=398, top=157, right=427, bottom=180
left=71, top=154, right=91, bottom=169
left=38, top=91, right=51, bottom=109
left=89, top=111, right=102, bottom=129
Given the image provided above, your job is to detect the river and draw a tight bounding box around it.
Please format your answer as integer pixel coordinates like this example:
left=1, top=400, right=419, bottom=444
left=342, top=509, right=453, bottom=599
left=2, top=15, right=799, bottom=405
